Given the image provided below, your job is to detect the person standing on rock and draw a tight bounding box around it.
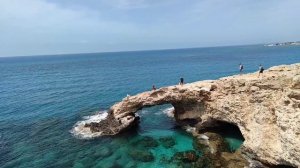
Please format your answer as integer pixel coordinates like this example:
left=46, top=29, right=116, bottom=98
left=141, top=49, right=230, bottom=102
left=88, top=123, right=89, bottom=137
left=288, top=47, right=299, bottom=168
left=239, top=63, right=244, bottom=74
left=152, top=85, right=156, bottom=91
left=258, top=64, right=264, bottom=77
left=179, top=77, right=184, bottom=85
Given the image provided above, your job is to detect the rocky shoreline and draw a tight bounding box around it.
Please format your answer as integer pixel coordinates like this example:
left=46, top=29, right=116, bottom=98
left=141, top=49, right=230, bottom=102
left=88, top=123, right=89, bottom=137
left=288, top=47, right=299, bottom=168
left=74, top=63, right=300, bottom=167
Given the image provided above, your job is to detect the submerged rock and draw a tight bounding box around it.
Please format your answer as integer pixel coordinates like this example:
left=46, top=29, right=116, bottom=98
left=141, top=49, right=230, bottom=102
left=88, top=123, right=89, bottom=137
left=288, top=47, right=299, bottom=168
left=172, top=150, right=199, bottom=163
left=96, top=147, right=113, bottom=158
left=73, top=162, right=85, bottom=168
left=124, top=162, right=137, bottom=168
left=192, top=156, right=214, bottom=168
left=159, top=154, right=171, bottom=164
left=159, top=136, right=176, bottom=148
left=128, top=149, right=154, bottom=162
left=94, top=161, right=122, bottom=168
left=135, top=136, right=159, bottom=148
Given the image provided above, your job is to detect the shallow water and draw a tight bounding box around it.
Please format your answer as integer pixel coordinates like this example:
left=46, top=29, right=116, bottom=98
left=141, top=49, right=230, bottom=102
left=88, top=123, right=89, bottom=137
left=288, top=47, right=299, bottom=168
left=1, top=45, right=300, bottom=167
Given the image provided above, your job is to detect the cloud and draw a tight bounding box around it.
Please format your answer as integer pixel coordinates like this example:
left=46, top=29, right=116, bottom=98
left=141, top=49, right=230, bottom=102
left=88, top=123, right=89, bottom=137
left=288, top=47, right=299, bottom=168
left=0, top=0, right=144, bottom=56
left=0, top=0, right=300, bottom=57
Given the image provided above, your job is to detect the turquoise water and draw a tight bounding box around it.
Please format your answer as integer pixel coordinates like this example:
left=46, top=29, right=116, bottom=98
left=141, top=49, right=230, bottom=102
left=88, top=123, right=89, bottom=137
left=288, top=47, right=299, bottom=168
left=225, top=137, right=244, bottom=152
left=1, top=45, right=300, bottom=167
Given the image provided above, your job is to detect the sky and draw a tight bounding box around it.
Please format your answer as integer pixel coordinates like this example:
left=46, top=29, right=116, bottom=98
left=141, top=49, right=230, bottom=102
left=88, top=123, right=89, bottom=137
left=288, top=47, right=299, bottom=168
left=0, top=0, right=300, bottom=57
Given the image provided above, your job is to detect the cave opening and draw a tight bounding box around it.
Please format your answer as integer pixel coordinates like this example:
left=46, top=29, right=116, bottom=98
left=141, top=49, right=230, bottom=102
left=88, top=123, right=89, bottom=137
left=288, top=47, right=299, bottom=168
left=199, top=120, right=245, bottom=152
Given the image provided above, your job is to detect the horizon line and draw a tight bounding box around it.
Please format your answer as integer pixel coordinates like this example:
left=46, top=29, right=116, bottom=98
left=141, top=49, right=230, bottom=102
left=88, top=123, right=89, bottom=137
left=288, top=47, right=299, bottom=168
left=0, top=42, right=271, bottom=59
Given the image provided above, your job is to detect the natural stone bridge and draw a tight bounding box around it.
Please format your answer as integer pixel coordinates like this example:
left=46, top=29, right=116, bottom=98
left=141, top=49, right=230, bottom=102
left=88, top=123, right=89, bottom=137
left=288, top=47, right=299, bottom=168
left=74, top=63, right=300, bottom=167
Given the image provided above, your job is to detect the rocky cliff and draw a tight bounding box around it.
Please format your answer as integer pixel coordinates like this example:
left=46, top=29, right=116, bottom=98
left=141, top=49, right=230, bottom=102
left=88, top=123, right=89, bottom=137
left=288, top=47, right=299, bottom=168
left=74, top=63, right=300, bottom=167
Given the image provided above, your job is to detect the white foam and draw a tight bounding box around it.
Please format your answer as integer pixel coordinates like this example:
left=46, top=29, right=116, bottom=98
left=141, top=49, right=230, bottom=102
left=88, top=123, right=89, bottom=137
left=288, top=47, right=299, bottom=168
left=162, top=107, right=175, bottom=118
left=185, top=126, right=196, bottom=133
left=82, top=111, right=108, bottom=123
left=140, top=109, right=149, bottom=115
left=154, top=112, right=162, bottom=115
left=70, top=111, right=108, bottom=139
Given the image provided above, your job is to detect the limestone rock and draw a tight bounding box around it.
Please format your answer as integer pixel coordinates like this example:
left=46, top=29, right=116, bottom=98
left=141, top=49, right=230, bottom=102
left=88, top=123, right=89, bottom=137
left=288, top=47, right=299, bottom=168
left=75, top=63, right=300, bottom=167
left=220, top=150, right=248, bottom=168
left=199, top=134, right=209, bottom=140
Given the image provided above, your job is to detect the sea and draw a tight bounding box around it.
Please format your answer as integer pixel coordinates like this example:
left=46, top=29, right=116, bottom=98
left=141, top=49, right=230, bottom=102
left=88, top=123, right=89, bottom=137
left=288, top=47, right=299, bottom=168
left=1, top=45, right=300, bottom=168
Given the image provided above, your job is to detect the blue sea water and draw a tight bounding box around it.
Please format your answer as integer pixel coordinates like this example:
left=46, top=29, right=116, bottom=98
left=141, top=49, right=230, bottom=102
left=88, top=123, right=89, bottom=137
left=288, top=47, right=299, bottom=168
left=1, top=45, right=300, bottom=167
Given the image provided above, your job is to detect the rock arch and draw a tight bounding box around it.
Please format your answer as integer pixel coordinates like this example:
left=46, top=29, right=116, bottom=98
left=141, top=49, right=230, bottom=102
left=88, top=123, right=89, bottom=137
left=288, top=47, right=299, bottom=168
left=107, top=83, right=214, bottom=136
left=76, top=63, right=300, bottom=167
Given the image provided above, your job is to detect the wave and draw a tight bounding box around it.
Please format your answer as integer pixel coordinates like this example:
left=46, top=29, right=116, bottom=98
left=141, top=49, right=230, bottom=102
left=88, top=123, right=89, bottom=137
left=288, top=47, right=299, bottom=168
left=153, top=107, right=175, bottom=116
left=140, top=109, right=149, bottom=115
left=82, top=111, right=108, bottom=123
left=162, top=107, right=175, bottom=118
left=71, top=107, right=174, bottom=138
left=70, top=111, right=108, bottom=139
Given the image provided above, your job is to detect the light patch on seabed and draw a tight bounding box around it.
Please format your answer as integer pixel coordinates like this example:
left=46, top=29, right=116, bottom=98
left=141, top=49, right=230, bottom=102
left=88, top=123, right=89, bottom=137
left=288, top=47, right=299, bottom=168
left=70, top=111, right=108, bottom=139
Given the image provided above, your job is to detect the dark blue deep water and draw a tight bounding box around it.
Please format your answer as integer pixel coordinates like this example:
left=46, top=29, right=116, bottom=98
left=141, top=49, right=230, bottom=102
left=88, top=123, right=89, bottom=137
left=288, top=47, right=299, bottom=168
left=1, top=45, right=300, bottom=168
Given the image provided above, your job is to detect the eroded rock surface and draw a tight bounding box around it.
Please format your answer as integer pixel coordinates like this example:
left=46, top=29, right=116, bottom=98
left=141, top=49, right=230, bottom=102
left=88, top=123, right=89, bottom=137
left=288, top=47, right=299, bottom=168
left=75, top=63, right=300, bottom=167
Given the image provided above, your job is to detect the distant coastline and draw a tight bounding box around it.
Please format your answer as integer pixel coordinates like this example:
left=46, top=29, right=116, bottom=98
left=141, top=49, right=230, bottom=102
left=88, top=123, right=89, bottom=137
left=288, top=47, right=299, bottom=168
left=265, top=41, right=300, bottom=47
left=2, top=42, right=300, bottom=58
